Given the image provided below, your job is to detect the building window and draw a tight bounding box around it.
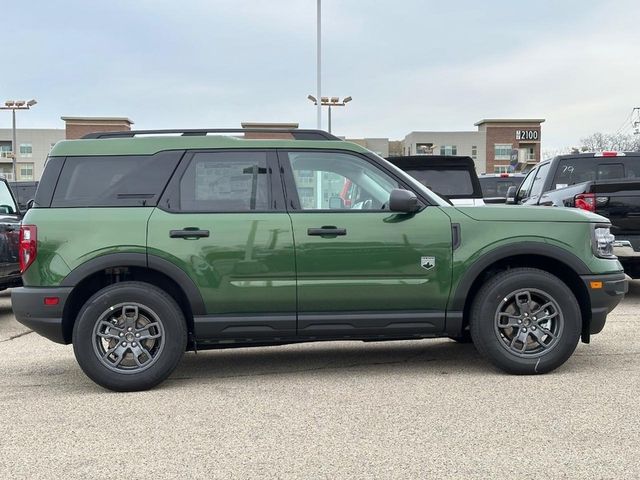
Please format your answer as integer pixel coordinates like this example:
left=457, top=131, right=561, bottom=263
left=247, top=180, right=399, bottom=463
left=18, top=163, right=34, bottom=180
left=471, top=145, right=477, bottom=159
left=494, top=165, right=510, bottom=174
left=416, top=143, right=435, bottom=155
left=494, top=144, right=512, bottom=160
left=527, top=147, right=535, bottom=161
left=20, top=144, right=33, bottom=157
left=439, top=145, right=457, bottom=156
left=0, top=143, right=11, bottom=159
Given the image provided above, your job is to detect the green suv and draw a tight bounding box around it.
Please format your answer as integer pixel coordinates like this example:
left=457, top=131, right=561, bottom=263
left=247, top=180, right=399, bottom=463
left=11, top=129, right=627, bottom=391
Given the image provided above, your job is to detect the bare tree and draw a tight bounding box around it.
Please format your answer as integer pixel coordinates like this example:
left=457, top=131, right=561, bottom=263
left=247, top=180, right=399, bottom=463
left=580, top=132, right=640, bottom=152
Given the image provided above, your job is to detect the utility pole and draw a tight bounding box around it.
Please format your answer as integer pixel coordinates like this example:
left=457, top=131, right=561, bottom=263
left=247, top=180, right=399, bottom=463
left=316, top=0, right=322, bottom=130
left=1, top=99, right=37, bottom=181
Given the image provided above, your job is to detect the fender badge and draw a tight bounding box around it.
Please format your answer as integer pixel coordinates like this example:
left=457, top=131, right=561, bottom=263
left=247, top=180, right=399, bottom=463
left=421, top=256, right=435, bottom=271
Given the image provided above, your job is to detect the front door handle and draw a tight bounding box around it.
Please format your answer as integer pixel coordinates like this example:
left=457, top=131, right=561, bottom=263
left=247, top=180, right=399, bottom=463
left=170, top=228, right=210, bottom=239
left=307, top=226, right=347, bottom=237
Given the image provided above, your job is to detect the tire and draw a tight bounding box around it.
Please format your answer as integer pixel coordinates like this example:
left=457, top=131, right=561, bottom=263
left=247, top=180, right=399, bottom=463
left=470, top=268, right=581, bottom=375
left=72, top=281, right=187, bottom=392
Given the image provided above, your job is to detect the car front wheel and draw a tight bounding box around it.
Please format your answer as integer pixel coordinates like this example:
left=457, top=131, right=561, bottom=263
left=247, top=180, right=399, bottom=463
left=470, top=268, right=581, bottom=374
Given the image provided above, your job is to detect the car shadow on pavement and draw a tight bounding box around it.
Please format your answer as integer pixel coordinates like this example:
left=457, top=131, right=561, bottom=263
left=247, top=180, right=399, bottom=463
left=168, top=340, right=488, bottom=385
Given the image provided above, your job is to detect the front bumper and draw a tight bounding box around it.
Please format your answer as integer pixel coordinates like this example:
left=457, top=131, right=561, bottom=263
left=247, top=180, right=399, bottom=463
left=11, top=287, right=73, bottom=344
left=580, top=272, right=627, bottom=335
left=613, top=240, right=640, bottom=258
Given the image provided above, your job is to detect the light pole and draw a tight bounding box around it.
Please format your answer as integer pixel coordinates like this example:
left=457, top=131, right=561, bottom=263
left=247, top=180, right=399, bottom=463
left=1, top=99, right=37, bottom=181
left=316, top=0, right=322, bottom=129
left=307, top=95, right=352, bottom=134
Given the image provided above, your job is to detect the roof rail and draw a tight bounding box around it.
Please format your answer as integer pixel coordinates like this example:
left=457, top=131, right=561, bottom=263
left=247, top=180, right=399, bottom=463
left=81, top=128, right=341, bottom=141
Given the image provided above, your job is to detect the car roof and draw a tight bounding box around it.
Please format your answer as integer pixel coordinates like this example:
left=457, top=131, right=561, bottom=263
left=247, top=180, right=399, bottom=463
left=50, top=132, right=370, bottom=157
left=553, top=152, right=640, bottom=161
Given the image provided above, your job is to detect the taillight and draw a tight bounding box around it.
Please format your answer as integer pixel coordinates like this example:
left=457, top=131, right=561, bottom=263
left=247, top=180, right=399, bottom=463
left=574, top=193, right=596, bottom=212
left=19, top=225, right=37, bottom=273
left=595, top=151, right=625, bottom=157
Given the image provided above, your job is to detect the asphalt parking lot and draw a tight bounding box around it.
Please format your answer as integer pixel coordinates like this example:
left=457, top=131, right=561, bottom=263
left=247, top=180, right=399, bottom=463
left=1, top=284, right=639, bottom=479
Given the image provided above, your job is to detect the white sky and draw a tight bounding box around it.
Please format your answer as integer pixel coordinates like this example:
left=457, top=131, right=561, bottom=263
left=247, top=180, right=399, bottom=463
left=1, top=0, right=639, bottom=149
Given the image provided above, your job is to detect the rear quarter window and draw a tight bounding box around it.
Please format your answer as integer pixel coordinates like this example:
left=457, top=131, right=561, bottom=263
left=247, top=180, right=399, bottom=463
left=51, top=151, right=182, bottom=207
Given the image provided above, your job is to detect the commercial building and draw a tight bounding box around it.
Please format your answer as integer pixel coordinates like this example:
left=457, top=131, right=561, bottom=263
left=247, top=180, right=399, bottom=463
left=0, top=117, right=133, bottom=181
left=0, top=128, right=64, bottom=181
left=403, top=118, right=544, bottom=173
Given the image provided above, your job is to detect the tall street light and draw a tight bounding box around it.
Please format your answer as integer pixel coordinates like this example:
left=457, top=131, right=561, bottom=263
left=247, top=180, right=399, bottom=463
left=316, top=0, right=322, bottom=129
left=307, top=95, right=352, bottom=133
left=1, top=99, right=37, bottom=181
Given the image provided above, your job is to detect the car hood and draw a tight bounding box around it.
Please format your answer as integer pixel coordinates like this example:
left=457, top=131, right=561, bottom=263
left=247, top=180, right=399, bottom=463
left=454, top=205, right=609, bottom=223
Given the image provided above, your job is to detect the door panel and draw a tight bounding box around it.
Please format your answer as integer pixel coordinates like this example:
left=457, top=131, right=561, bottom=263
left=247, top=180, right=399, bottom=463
left=280, top=149, right=453, bottom=337
left=290, top=208, right=452, bottom=335
left=149, top=149, right=296, bottom=342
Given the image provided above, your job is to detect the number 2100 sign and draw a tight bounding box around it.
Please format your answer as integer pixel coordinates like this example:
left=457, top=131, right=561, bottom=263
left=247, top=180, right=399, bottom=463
left=516, top=130, right=539, bottom=141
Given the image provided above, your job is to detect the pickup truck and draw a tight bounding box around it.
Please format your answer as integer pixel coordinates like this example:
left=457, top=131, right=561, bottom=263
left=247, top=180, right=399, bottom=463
left=479, top=173, right=525, bottom=203
left=0, top=178, right=22, bottom=290
left=386, top=155, right=485, bottom=206
left=507, top=151, right=640, bottom=277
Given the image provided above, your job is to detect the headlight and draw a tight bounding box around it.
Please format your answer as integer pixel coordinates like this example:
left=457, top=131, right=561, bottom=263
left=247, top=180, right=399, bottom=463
left=592, top=225, right=616, bottom=258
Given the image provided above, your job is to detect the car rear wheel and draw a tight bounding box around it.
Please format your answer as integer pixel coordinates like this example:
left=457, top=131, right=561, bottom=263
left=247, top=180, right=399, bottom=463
left=470, top=268, right=581, bottom=374
left=72, top=282, right=187, bottom=391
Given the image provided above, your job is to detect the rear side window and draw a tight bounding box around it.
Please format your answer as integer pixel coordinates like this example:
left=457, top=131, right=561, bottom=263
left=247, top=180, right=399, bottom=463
left=52, top=151, right=182, bottom=207
left=178, top=151, right=270, bottom=211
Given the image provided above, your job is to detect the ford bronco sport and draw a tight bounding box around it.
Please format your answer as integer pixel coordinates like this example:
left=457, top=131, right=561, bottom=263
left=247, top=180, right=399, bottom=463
left=11, top=128, right=627, bottom=391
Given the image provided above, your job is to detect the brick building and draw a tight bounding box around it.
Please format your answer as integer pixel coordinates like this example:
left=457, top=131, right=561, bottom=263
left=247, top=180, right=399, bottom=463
left=403, top=118, right=545, bottom=173
left=61, top=116, right=133, bottom=140
left=476, top=119, right=544, bottom=173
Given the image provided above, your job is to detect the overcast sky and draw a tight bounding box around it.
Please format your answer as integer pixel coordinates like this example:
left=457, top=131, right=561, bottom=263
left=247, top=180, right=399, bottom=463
left=2, top=0, right=639, bottom=149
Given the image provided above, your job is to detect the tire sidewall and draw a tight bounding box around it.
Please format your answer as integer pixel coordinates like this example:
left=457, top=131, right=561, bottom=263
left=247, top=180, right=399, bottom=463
left=471, top=269, right=581, bottom=374
left=72, top=282, right=187, bottom=391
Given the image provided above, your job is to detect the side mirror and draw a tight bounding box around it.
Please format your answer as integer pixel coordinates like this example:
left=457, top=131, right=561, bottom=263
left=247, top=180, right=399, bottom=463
left=26, top=199, right=35, bottom=210
left=389, top=189, right=419, bottom=213
left=505, top=186, right=517, bottom=205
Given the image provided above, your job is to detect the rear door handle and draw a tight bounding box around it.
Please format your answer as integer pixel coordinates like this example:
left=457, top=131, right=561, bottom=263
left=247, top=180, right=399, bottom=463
left=170, top=228, right=210, bottom=239
left=307, top=226, right=347, bottom=236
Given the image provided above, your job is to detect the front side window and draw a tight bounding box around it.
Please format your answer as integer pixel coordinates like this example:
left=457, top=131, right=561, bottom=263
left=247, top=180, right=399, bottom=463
left=179, top=151, right=270, bottom=212
left=529, top=163, right=550, bottom=198
left=517, top=168, right=537, bottom=200
left=286, top=151, right=398, bottom=210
